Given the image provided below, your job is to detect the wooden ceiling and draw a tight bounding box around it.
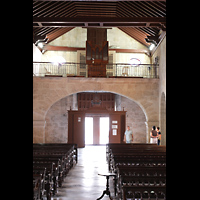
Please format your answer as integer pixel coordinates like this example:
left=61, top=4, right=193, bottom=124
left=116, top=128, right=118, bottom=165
left=33, top=0, right=166, bottom=49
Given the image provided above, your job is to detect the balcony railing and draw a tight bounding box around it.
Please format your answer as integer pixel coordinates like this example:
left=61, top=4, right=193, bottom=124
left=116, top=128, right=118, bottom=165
left=33, top=62, right=159, bottom=78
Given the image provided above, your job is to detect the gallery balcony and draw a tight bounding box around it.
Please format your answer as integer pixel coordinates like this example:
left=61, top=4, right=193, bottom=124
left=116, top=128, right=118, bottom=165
left=33, top=62, right=159, bottom=79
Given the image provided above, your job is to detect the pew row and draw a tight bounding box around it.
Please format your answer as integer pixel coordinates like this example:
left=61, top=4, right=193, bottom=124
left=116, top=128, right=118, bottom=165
left=33, top=143, right=77, bottom=200
left=106, top=143, right=166, bottom=200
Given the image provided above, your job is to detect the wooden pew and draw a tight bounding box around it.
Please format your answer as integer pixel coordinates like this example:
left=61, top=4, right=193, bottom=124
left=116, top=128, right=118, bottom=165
left=107, top=143, right=166, bottom=172
left=33, top=162, right=58, bottom=198
left=33, top=143, right=77, bottom=200
left=109, top=153, right=166, bottom=173
left=112, top=158, right=165, bottom=172
left=106, top=143, right=160, bottom=158
left=33, top=168, right=46, bottom=199
left=33, top=143, right=78, bottom=163
left=33, top=174, right=43, bottom=200
left=115, top=166, right=166, bottom=199
left=122, top=185, right=166, bottom=200
left=106, top=143, right=165, bottom=164
left=33, top=156, right=63, bottom=187
left=33, top=153, right=72, bottom=177
left=107, top=143, right=166, bottom=200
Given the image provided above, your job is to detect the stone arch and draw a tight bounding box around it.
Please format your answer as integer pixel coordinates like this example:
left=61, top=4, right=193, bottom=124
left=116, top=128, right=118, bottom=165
left=116, top=93, right=148, bottom=122
left=45, top=94, right=77, bottom=143
left=44, top=90, right=148, bottom=143
left=33, top=77, right=159, bottom=143
left=115, top=93, right=147, bottom=143
left=44, top=89, right=148, bottom=123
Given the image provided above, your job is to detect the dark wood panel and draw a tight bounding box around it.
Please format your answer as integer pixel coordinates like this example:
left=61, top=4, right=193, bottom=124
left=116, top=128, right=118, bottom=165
left=86, top=41, right=108, bottom=61
left=88, top=63, right=107, bottom=77
left=87, top=28, right=107, bottom=46
left=73, top=113, right=85, bottom=148
left=109, top=114, right=121, bottom=143
left=86, top=28, right=108, bottom=77
left=78, top=92, right=115, bottom=111
left=68, top=110, right=126, bottom=146
left=68, top=111, right=85, bottom=148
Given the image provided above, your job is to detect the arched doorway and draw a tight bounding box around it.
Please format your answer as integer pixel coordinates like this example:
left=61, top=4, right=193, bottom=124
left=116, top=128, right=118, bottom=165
left=44, top=91, right=148, bottom=145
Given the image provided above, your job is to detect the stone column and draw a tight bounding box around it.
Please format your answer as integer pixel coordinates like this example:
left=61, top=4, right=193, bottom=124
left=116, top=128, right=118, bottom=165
left=33, top=120, right=46, bottom=143
left=145, top=121, right=159, bottom=143
left=73, top=93, right=78, bottom=110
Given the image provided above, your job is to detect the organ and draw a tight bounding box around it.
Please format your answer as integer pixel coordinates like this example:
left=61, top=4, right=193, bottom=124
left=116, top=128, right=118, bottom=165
left=86, top=28, right=109, bottom=77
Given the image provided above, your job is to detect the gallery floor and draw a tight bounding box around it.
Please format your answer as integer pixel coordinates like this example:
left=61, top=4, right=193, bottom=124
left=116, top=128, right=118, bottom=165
left=51, top=145, right=117, bottom=200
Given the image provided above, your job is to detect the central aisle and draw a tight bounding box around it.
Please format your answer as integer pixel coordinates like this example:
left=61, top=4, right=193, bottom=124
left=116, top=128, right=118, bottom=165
left=52, top=145, right=116, bottom=200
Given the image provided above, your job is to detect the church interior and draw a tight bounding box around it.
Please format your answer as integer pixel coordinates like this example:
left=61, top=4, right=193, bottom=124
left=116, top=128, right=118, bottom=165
left=33, top=1, right=166, bottom=199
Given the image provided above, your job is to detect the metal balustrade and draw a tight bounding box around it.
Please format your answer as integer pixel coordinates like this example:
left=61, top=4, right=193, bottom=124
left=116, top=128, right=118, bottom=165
left=33, top=62, right=159, bottom=78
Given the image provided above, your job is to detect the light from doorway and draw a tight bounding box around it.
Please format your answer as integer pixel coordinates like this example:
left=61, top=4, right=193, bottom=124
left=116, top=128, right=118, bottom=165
left=100, top=117, right=109, bottom=144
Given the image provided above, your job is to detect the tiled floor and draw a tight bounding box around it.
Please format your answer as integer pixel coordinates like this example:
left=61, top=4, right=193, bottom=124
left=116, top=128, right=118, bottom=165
left=51, top=145, right=117, bottom=200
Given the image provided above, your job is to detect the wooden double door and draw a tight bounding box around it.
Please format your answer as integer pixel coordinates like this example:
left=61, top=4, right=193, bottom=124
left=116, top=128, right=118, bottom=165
left=68, top=110, right=126, bottom=148
left=86, top=114, right=108, bottom=145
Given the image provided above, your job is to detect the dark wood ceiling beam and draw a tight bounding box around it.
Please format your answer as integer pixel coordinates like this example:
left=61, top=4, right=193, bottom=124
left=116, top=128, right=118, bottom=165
left=110, top=48, right=149, bottom=54
left=104, top=23, right=163, bottom=27
left=35, top=2, right=59, bottom=17
left=33, top=2, right=51, bottom=15
left=42, top=45, right=149, bottom=54
left=118, top=27, right=149, bottom=47
left=117, top=2, right=139, bottom=17
left=41, top=2, right=67, bottom=17
left=59, top=6, right=77, bottom=17
left=33, top=23, right=164, bottom=28
left=135, top=1, right=158, bottom=17
left=126, top=1, right=148, bottom=17
left=33, top=16, right=166, bottom=27
left=34, top=27, right=57, bottom=36
left=74, top=3, right=117, bottom=8
left=52, top=2, right=74, bottom=17
left=33, top=16, right=166, bottom=23
left=49, top=2, right=69, bottom=17
left=116, top=4, right=131, bottom=17
left=35, top=0, right=166, bottom=1
left=43, top=45, right=85, bottom=51
left=145, top=1, right=166, bottom=17
left=46, top=27, right=75, bottom=43
left=139, top=27, right=158, bottom=36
